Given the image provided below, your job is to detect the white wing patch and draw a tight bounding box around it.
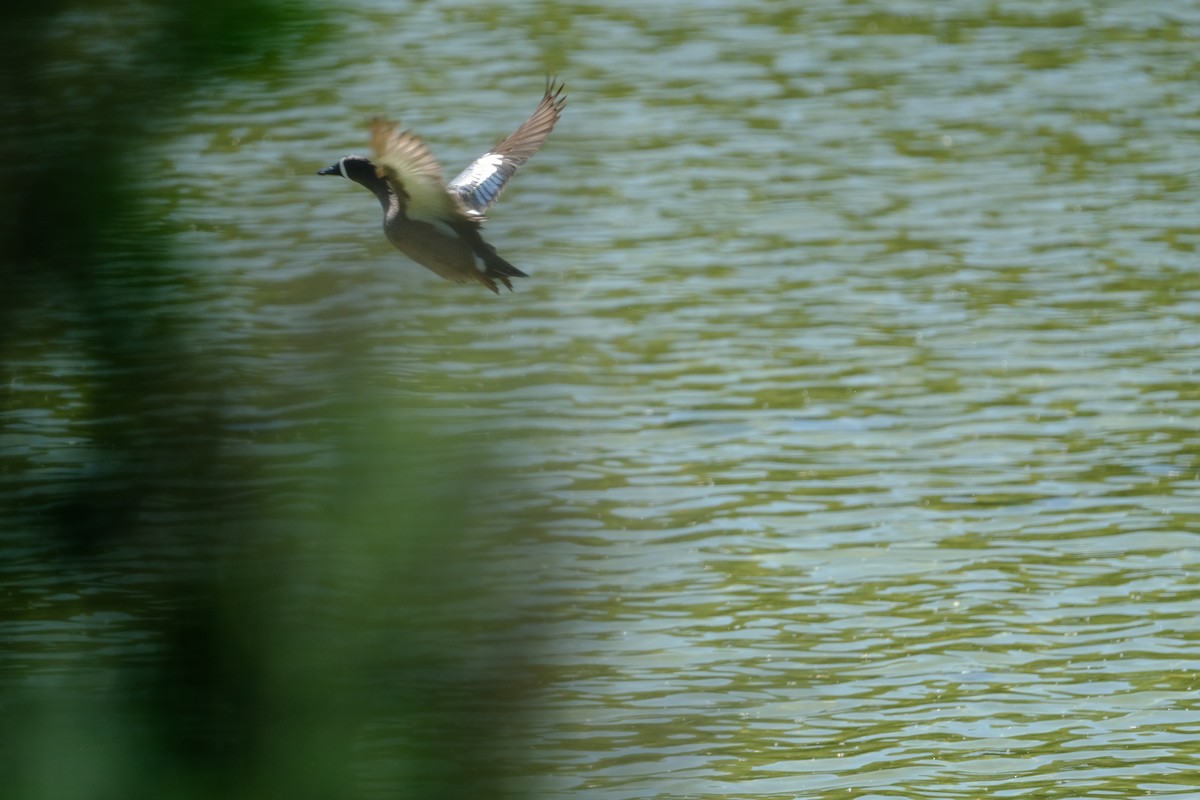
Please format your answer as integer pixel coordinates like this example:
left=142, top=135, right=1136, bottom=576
left=454, top=153, right=504, bottom=185
left=449, top=153, right=509, bottom=216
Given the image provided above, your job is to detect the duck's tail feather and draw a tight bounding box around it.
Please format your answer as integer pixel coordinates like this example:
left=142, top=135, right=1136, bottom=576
left=481, top=251, right=528, bottom=292
left=452, top=218, right=529, bottom=293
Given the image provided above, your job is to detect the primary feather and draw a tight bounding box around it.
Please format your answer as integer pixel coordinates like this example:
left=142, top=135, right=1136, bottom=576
left=448, top=79, right=567, bottom=218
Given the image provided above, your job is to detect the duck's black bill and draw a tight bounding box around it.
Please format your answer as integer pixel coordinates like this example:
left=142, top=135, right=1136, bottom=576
left=317, top=164, right=340, bottom=175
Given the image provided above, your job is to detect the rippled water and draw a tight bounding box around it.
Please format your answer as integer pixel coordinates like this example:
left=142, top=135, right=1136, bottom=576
left=6, top=0, right=1200, bottom=797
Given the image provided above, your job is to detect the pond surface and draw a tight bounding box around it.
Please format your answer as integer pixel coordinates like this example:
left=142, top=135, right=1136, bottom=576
left=4, top=1, right=1200, bottom=797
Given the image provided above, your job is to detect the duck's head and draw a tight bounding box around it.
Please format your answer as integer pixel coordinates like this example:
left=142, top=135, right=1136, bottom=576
left=317, top=155, right=378, bottom=183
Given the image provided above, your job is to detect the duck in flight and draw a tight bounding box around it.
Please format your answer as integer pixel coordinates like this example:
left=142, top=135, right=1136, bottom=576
left=318, top=80, right=566, bottom=294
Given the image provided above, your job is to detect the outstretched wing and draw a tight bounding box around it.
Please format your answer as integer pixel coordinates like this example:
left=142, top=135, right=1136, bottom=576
left=447, top=79, right=566, bottom=218
left=370, top=118, right=461, bottom=223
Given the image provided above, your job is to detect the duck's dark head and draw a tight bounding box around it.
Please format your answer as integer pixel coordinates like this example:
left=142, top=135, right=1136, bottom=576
left=318, top=155, right=392, bottom=208
left=318, top=155, right=379, bottom=183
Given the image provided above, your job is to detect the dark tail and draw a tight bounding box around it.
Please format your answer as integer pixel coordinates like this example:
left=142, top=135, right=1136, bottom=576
left=452, top=219, right=529, bottom=293
left=468, top=238, right=529, bottom=293
left=483, top=251, right=528, bottom=292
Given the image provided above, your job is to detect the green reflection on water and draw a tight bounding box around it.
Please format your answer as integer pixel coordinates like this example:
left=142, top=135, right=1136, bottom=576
left=0, top=3, right=536, bottom=799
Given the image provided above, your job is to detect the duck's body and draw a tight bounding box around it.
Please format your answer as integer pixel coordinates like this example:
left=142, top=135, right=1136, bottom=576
left=319, top=80, right=566, bottom=293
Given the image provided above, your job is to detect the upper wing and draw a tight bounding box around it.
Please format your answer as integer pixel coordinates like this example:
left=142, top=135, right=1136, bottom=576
left=370, top=118, right=461, bottom=223
left=447, top=79, right=567, bottom=218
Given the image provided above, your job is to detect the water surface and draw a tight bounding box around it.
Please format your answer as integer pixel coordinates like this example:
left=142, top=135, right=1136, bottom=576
left=5, top=1, right=1200, bottom=797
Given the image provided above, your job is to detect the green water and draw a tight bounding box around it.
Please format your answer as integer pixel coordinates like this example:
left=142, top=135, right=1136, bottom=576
left=4, top=1, right=1200, bottom=797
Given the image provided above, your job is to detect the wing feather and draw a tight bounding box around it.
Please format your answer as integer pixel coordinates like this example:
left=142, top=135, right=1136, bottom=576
left=447, top=79, right=566, bottom=217
left=370, top=118, right=461, bottom=222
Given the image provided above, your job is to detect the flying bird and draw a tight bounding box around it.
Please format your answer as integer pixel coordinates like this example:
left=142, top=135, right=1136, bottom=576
left=318, top=80, right=566, bottom=293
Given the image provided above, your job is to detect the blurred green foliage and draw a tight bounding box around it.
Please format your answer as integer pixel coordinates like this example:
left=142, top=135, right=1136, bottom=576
left=0, top=3, right=532, bottom=798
